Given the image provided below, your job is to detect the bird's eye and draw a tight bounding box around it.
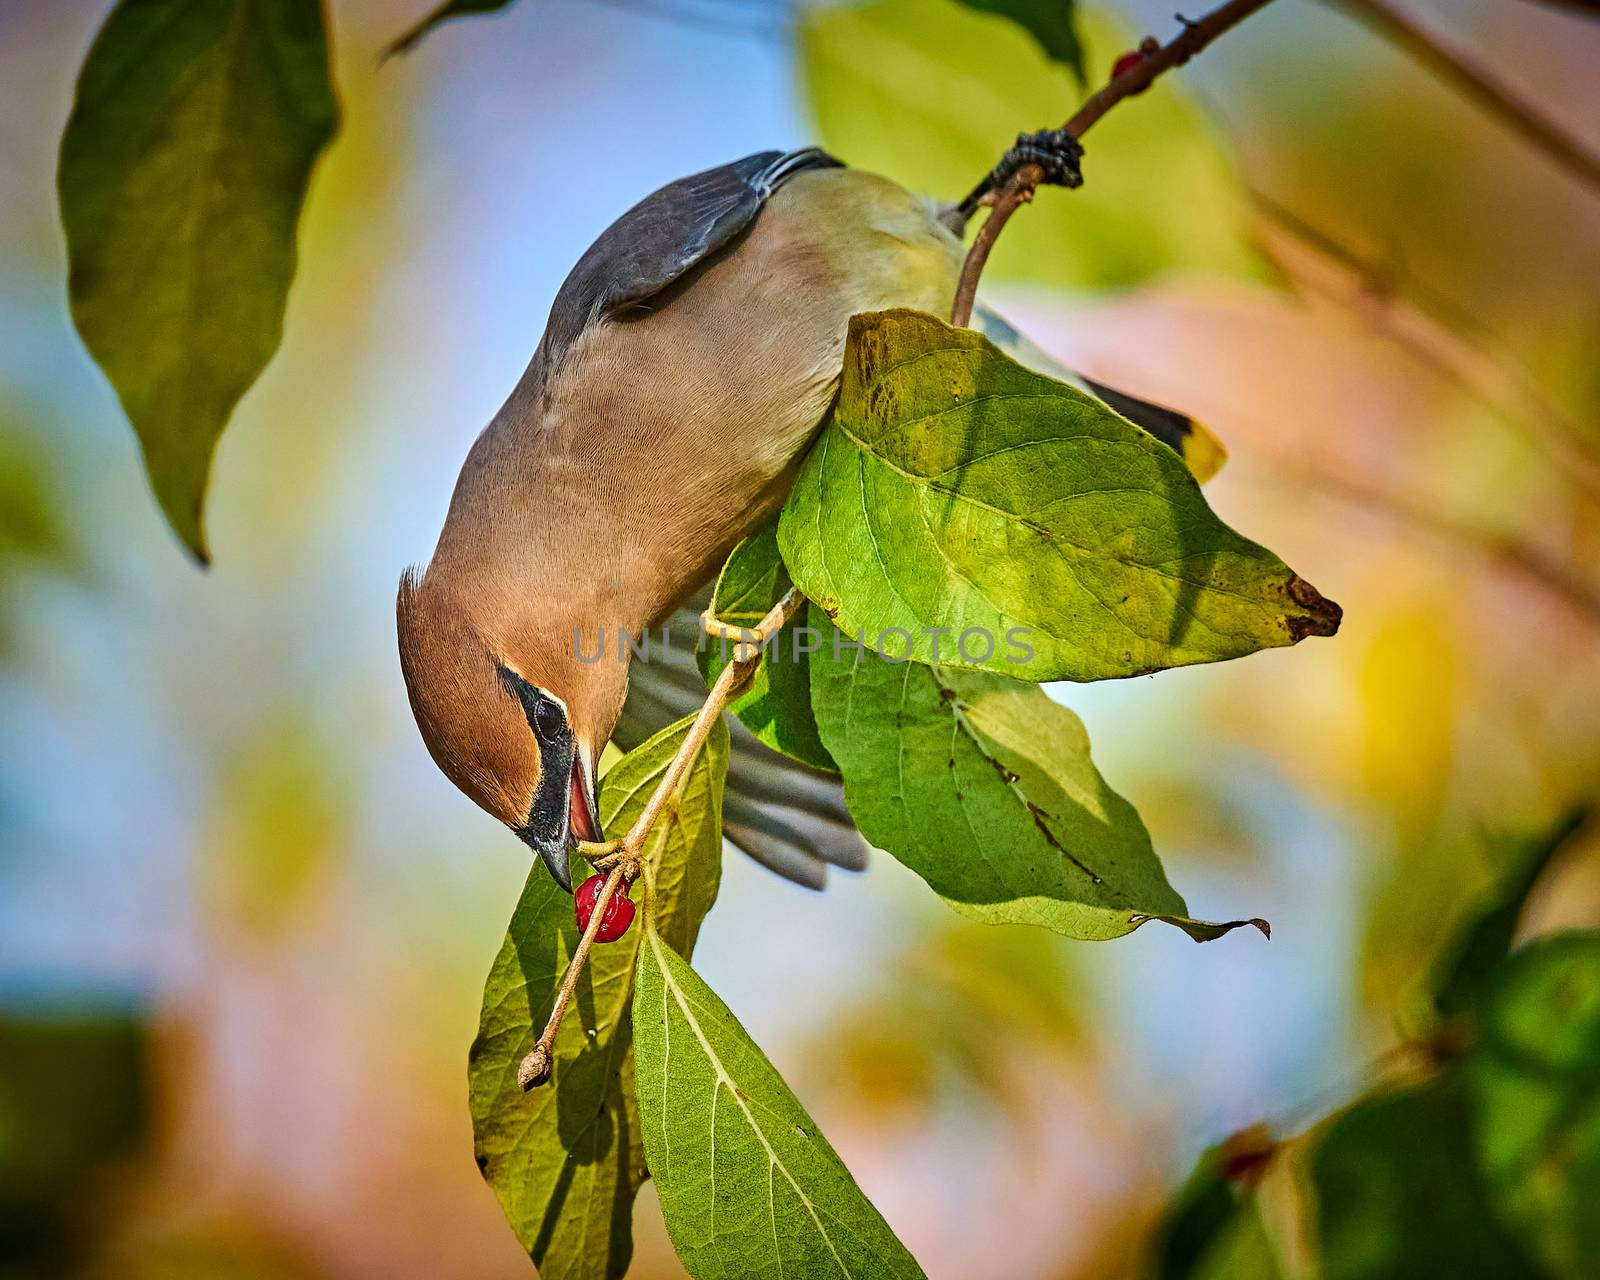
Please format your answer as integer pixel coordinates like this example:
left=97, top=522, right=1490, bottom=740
left=531, top=695, right=566, bottom=743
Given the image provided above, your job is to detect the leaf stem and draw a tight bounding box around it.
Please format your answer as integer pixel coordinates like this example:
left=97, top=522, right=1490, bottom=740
left=516, top=586, right=806, bottom=1089
left=950, top=0, right=1280, bottom=327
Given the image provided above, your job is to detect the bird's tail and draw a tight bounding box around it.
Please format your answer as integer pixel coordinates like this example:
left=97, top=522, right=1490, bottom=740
left=974, top=302, right=1227, bottom=483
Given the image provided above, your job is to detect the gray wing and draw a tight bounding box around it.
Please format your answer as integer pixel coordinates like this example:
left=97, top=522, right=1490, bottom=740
left=614, top=594, right=867, bottom=891
left=534, top=148, right=843, bottom=383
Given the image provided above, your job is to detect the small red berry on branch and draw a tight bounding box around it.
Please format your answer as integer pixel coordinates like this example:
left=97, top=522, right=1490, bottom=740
left=1110, top=37, right=1161, bottom=92
left=575, top=873, right=636, bottom=942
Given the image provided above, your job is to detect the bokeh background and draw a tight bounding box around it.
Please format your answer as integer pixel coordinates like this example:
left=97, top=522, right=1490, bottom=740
left=3, top=0, right=1599, bottom=1275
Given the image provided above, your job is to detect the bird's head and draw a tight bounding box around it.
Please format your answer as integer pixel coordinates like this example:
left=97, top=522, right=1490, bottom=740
left=396, top=568, right=613, bottom=891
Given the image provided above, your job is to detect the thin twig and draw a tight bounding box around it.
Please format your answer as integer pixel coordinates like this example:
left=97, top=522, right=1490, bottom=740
left=1250, top=189, right=1600, bottom=505
left=516, top=586, right=806, bottom=1089
left=1523, top=0, right=1600, bottom=15
left=518, top=862, right=628, bottom=1089
left=1334, top=0, right=1600, bottom=197
left=951, top=0, right=1279, bottom=326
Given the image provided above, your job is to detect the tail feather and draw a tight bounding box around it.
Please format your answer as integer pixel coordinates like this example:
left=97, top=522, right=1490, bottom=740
left=973, top=302, right=1227, bottom=483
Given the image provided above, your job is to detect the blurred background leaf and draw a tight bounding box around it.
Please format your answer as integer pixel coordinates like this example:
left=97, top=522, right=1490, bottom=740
left=817, top=916, right=1089, bottom=1122
left=0, top=999, right=150, bottom=1273
left=799, top=0, right=1263, bottom=293
left=1309, top=1071, right=1544, bottom=1279
left=385, top=0, right=514, bottom=59
left=953, top=0, right=1087, bottom=82
left=57, top=0, right=340, bottom=561
left=1468, top=932, right=1600, bottom=1276
left=1430, top=808, right=1591, bottom=1021
left=1155, top=839, right=1600, bottom=1280
left=1144, top=1129, right=1283, bottom=1280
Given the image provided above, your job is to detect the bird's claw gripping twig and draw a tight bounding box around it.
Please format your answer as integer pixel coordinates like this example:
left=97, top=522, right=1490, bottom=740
left=584, top=836, right=643, bottom=885
left=957, top=128, right=1085, bottom=221
left=576, top=838, right=621, bottom=865
left=988, top=128, right=1085, bottom=194
left=590, top=843, right=639, bottom=879
left=701, top=609, right=767, bottom=666
left=701, top=610, right=768, bottom=691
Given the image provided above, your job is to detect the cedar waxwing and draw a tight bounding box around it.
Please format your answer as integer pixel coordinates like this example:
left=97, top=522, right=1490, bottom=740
left=397, top=147, right=1215, bottom=892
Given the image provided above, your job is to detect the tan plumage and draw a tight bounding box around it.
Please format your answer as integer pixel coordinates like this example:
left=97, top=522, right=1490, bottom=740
left=399, top=158, right=961, bottom=884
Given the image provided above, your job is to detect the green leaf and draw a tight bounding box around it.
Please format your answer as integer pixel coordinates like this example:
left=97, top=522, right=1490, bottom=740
left=1310, top=1073, right=1544, bottom=1280
left=1148, top=1134, right=1284, bottom=1280
left=1468, top=931, right=1600, bottom=1277
left=633, top=927, right=925, bottom=1278
left=468, top=714, right=729, bottom=1279
left=1430, top=809, right=1591, bottom=1021
left=384, top=0, right=514, bottom=59
left=809, top=628, right=1268, bottom=943
left=0, top=1006, right=150, bottom=1267
left=779, top=310, right=1340, bottom=682
left=952, top=0, right=1083, bottom=81
left=697, top=524, right=836, bottom=773
left=57, top=0, right=339, bottom=563
left=972, top=303, right=1230, bottom=485
left=799, top=0, right=1261, bottom=293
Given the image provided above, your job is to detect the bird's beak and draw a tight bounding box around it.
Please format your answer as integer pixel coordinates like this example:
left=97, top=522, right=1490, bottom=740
left=526, top=826, right=575, bottom=894
left=518, top=739, right=601, bottom=895
left=570, top=743, right=601, bottom=847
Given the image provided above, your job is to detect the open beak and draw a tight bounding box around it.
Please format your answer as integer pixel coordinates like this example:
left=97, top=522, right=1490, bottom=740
left=570, top=747, right=601, bottom=845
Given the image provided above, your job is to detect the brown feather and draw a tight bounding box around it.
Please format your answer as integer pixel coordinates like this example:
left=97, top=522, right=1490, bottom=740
left=401, top=167, right=961, bottom=836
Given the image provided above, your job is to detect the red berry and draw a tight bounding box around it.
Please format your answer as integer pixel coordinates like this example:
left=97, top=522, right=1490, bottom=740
left=575, top=873, right=636, bottom=942
left=1111, top=49, right=1150, bottom=91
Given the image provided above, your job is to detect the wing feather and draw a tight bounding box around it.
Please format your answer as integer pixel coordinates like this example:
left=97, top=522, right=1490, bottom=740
left=534, top=148, right=842, bottom=382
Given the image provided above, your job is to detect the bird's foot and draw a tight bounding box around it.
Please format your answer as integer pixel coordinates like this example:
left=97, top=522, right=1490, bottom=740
left=701, top=609, right=767, bottom=665
left=576, top=839, right=620, bottom=863
left=702, top=611, right=768, bottom=694
left=579, top=837, right=642, bottom=886
left=988, top=128, right=1085, bottom=194
left=953, top=128, right=1085, bottom=225
left=590, top=842, right=639, bottom=882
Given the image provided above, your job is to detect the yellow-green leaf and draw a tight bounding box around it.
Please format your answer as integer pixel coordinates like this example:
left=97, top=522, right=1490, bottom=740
left=58, top=0, right=339, bottom=561
left=973, top=303, right=1229, bottom=485
left=633, top=927, right=925, bottom=1278
left=468, top=715, right=728, bottom=1278
left=778, top=310, right=1340, bottom=681
left=809, top=628, right=1267, bottom=943
left=953, top=0, right=1084, bottom=81
left=799, top=0, right=1261, bottom=293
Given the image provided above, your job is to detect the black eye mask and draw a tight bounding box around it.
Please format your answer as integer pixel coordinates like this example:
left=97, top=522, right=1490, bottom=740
left=497, top=665, right=578, bottom=886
